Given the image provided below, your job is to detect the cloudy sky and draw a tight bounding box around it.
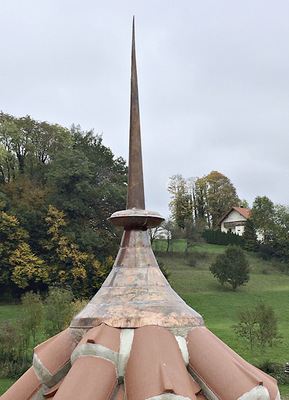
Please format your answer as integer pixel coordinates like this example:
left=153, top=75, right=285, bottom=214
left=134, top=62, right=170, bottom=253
left=1, top=0, right=289, bottom=218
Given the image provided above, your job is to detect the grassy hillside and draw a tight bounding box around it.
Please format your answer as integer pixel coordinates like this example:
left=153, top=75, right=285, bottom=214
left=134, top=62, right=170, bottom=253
left=154, top=240, right=289, bottom=363
left=153, top=239, right=289, bottom=398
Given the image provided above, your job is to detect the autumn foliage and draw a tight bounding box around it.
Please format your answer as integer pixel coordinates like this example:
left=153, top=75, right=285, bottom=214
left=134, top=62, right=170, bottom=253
left=0, top=112, right=127, bottom=298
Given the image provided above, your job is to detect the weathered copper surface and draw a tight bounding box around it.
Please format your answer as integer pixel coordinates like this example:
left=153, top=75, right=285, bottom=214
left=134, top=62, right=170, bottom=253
left=127, top=17, right=145, bottom=210
left=109, top=209, right=164, bottom=229
left=70, top=229, right=204, bottom=328
left=70, top=19, right=204, bottom=329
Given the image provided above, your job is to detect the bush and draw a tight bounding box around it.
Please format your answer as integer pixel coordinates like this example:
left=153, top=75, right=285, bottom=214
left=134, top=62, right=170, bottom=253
left=0, top=321, right=31, bottom=378
left=203, top=229, right=245, bottom=247
left=44, top=286, right=74, bottom=336
left=186, top=251, right=208, bottom=268
left=258, top=244, right=276, bottom=260
left=157, top=261, right=171, bottom=283
left=21, top=291, right=43, bottom=347
left=187, top=256, right=197, bottom=268
left=259, top=361, right=289, bottom=385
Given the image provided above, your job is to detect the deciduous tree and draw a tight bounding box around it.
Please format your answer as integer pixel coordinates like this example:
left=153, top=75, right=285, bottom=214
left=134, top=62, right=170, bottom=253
left=233, top=302, right=281, bottom=365
left=21, top=291, right=43, bottom=347
left=167, top=174, right=192, bottom=228
left=205, top=171, right=239, bottom=227
left=210, top=245, right=250, bottom=291
left=250, top=196, right=275, bottom=241
left=194, top=171, right=239, bottom=227
left=44, top=286, right=74, bottom=337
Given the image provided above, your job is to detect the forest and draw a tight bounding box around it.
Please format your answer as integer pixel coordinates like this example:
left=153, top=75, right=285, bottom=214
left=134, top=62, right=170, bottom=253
left=0, top=112, right=127, bottom=299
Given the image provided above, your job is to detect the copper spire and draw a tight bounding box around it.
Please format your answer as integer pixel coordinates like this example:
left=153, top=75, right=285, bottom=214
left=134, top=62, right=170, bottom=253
left=127, top=17, right=145, bottom=210
left=70, top=18, right=204, bottom=330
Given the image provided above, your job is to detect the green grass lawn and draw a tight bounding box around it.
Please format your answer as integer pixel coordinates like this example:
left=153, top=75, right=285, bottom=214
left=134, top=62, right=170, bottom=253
left=0, top=303, right=23, bottom=321
left=1, top=240, right=289, bottom=397
left=0, top=379, right=16, bottom=395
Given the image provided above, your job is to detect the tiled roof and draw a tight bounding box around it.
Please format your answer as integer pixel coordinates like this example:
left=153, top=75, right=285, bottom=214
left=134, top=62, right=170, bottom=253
left=2, top=324, right=279, bottom=400
left=217, top=207, right=251, bottom=226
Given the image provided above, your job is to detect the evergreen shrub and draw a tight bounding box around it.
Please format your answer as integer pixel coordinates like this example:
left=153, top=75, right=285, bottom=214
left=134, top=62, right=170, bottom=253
left=203, top=229, right=245, bottom=247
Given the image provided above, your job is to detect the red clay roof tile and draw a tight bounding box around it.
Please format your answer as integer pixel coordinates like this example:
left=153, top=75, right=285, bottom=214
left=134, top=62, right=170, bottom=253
left=233, top=206, right=251, bottom=219
left=114, top=384, right=125, bottom=400
left=125, top=326, right=201, bottom=400
left=53, top=356, right=117, bottom=400
left=0, top=367, right=42, bottom=400
left=187, top=327, right=278, bottom=400
left=76, top=323, right=121, bottom=352
left=34, top=328, right=77, bottom=376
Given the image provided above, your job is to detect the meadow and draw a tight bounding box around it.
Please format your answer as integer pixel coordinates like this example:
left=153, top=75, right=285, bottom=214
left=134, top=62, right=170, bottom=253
left=154, top=239, right=289, bottom=398
left=1, top=239, right=289, bottom=398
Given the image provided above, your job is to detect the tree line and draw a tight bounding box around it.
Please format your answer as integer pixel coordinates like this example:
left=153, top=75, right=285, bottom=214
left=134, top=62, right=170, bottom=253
left=167, top=171, right=241, bottom=229
left=0, top=112, right=127, bottom=299
left=166, top=172, right=289, bottom=265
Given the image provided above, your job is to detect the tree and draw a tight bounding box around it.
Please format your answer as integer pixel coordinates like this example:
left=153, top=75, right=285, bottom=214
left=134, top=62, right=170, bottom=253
left=47, top=130, right=127, bottom=258
left=250, top=196, right=275, bottom=241
left=205, top=171, right=239, bottom=227
left=167, top=174, right=192, bottom=228
left=0, top=210, right=29, bottom=294
left=10, top=243, right=49, bottom=290
left=210, top=245, right=250, bottom=291
left=183, top=219, right=205, bottom=252
left=243, top=219, right=259, bottom=252
left=148, top=222, right=164, bottom=246
left=21, top=291, right=43, bottom=347
left=233, top=306, right=257, bottom=364
left=43, top=205, right=110, bottom=297
left=0, top=112, right=72, bottom=179
left=0, top=321, right=30, bottom=378
left=162, top=219, right=174, bottom=252
left=44, top=286, right=74, bottom=337
left=194, top=171, right=239, bottom=228
left=194, top=177, right=208, bottom=223
left=233, top=302, right=281, bottom=365
left=255, top=302, right=281, bottom=365
left=239, top=198, right=249, bottom=208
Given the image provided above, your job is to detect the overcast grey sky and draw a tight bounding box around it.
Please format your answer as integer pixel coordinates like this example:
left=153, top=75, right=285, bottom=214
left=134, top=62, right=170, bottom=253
left=1, top=0, right=289, bottom=218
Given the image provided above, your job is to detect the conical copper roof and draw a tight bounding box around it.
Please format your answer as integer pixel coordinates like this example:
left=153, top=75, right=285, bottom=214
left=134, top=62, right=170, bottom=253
left=70, top=18, right=204, bottom=330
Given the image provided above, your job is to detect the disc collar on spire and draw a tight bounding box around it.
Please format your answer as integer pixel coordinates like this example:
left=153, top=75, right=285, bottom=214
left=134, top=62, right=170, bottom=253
left=109, top=18, right=163, bottom=230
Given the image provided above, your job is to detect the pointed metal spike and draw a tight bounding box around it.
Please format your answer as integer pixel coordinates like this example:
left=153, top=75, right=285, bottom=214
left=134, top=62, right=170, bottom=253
left=127, top=17, right=145, bottom=210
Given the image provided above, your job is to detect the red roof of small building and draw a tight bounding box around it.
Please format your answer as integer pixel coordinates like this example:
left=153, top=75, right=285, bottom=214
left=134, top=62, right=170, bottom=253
left=217, top=206, right=251, bottom=226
